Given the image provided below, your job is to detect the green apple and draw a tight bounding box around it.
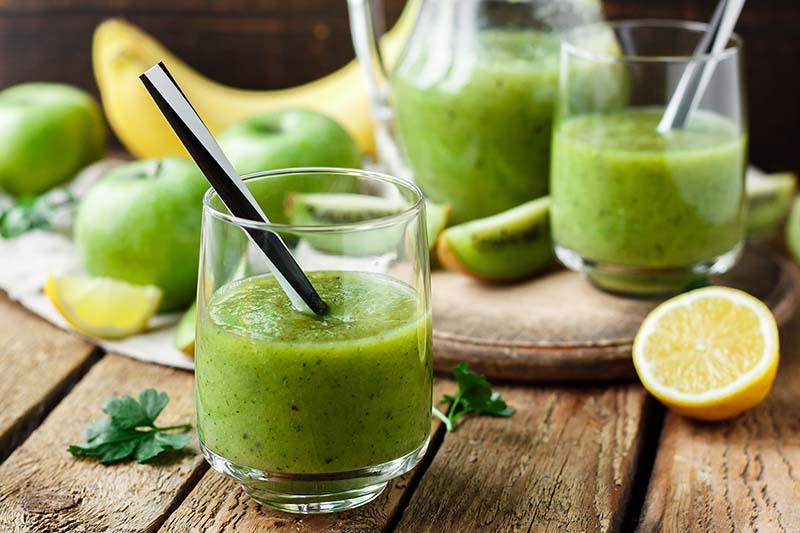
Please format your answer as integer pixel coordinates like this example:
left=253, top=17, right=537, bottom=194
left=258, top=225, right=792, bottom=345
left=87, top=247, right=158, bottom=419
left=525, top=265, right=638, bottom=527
left=218, top=109, right=361, bottom=223
left=74, top=158, right=208, bottom=312
left=0, top=83, right=106, bottom=196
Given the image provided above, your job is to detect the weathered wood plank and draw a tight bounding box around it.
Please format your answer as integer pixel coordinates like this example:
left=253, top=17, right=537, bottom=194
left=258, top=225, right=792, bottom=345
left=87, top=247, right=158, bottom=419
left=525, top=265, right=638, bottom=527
left=0, top=292, right=99, bottom=463
left=0, top=1, right=798, bottom=171
left=0, top=354, right=207, bottom=533
left=159, top=380, right=452, bottom=532
left=0, top=0, right=404, bottom=100
left=395, top=383, right=649, bottom=532
left=638, top=269, right=800, bottom=532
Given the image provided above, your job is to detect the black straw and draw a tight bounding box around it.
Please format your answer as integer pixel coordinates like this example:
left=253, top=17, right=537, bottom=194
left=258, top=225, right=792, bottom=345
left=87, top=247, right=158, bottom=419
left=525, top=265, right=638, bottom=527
left=140, top=62, right=328, bottom=316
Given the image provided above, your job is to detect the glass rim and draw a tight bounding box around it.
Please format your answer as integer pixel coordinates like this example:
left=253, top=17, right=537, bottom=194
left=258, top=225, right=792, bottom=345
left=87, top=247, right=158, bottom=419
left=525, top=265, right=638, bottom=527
left=562, top=19, right=743, bottom=64
left=202, top=167, right=425, bottom=233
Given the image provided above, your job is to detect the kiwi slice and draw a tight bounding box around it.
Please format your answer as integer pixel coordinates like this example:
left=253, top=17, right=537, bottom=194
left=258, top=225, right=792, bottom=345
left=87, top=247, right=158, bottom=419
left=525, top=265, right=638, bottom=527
left=787, top=197, right=800, bottom=263
left=746, top=171, right=796, bottom=238
left=425, top=201, right=451, bottom=248
left=287, top=193, right=408, bottom=224
left=437, top=196, right=553, bottom=280
left=174, top=301, right=196, bottom=356
left=286, top=193, right=448, bottom=255
left=207, top=172, right=359, bottom=225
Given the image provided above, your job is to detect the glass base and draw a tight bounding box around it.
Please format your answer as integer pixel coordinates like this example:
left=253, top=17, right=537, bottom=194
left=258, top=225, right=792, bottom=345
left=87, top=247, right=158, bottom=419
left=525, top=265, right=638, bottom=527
left=200, top=436, right=429, bottom=514
left=555, top=243, right=742, bottom=296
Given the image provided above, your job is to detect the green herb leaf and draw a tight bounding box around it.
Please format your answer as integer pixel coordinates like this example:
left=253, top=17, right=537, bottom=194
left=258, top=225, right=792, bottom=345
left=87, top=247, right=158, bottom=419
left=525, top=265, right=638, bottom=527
left=139, top=389, right=169, bottom=421
left=134, top=432, right=191, bottom=463
left=433, top=363, right=514, bottom=432
left=102, top=395, right=152, bottom=429
left=68, top=388, right=192, bottom=464
left=0, top=187, right=77, bottom=238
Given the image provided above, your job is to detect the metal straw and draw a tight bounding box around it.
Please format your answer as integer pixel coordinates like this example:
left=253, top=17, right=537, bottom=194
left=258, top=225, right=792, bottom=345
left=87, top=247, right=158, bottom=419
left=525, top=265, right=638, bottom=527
left=140, top=62, right=328, bottom=316
left=657, top=0, right=746, bottom=132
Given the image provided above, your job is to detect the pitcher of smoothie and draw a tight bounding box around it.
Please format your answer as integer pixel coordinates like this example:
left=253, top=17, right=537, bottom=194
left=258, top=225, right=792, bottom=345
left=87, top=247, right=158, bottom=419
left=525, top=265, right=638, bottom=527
left=348, top=0, right=604, bottom=223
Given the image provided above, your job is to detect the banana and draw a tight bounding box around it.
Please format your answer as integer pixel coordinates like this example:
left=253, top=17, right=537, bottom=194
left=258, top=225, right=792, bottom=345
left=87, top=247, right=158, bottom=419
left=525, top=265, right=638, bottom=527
left=92, top=2, right=417, bottom=158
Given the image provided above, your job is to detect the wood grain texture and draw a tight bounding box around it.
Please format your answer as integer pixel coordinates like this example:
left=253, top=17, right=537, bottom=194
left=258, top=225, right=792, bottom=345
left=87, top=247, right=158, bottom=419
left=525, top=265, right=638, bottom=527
left=159, top=381, right=452, bottom=532
left=0, top=0, right=404, bottom=95
left=433, top=245, right=796, bottom=382
left=638, top=265, right=800, bottom=532
left=0, top=354, right=206, bottom=533
left=0, top=0, right=798, bottom=171
left=160, top=468, right=418, bottom=533
left=395, top=382, right=649, bottom=532
left=0, top=292, right=98, bottom=463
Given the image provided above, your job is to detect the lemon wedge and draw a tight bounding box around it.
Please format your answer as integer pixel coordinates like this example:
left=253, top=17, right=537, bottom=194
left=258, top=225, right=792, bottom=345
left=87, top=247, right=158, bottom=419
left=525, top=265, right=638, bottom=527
left=45, top=274, right=162, bottom=339
left=633, top=286, right=779, bottom=421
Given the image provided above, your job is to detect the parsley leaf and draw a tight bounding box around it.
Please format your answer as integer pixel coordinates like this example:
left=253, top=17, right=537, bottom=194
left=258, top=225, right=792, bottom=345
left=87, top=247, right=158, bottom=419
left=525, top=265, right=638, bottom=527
left=68, top=389, right=192, bottom=464
left=0, top=187, right=76, bottom=238
left=139, top=388, right=170, bottom=421
left=432, top=363, right=514, bottom=432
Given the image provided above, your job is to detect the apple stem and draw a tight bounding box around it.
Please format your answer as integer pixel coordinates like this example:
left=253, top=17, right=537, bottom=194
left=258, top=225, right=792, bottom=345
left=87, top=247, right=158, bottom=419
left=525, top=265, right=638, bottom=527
left=152, top=159, right=163, bottom=179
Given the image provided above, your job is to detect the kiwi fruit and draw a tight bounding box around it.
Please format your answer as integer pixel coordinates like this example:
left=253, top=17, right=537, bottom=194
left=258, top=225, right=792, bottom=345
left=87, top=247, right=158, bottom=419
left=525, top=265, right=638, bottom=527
left=207, top=172, right=358, bottom=224
left=437, top=196, right=553, bottom=280
left=286, top=193, right=408, bottom=224
left=425, top=201, right=451, bottom=248
left=746, top=171, right=796, bottom=238
left=174, top=301, right=196, bottom=356
left=285, top=192, right=448, bottom=255
left=787, top=197, right=800, bottom=263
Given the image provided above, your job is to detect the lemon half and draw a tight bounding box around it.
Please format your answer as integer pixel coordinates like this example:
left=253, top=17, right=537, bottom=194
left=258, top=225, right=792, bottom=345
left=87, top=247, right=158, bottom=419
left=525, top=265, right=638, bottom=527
left=45, top=274, right=162, bottom=339
left=633, top=286, right=779, bottom=421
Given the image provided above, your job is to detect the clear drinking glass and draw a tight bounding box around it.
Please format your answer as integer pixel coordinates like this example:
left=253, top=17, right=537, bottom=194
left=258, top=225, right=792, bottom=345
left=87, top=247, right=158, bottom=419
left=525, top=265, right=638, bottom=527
left=550, top=20, right=747, bottom=294
left=195, top=168, right=432, bottom=513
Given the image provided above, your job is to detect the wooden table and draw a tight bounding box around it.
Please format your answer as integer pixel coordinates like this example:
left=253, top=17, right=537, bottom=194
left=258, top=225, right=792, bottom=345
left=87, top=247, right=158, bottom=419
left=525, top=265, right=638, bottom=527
left=1, top=266, right=799, bottom=532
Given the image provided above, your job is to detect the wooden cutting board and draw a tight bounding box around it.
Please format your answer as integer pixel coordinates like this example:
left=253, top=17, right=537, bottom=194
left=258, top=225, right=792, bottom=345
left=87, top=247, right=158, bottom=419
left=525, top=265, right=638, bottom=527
left=431, top=244, right=796, bottom=383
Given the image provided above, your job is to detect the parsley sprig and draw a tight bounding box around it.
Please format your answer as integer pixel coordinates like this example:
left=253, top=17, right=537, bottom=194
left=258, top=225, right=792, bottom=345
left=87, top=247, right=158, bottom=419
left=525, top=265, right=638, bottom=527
left=68, top=389, right=192, bottom=464
left=0, top=187, right=76, bottom=238
left=433, top=363, right=514, bottom=432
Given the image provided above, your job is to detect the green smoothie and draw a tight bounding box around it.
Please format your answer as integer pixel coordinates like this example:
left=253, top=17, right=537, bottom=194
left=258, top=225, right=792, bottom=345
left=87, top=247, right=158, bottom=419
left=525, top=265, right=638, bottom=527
left=551, top=107, right=746, bottom=277
left=195, top=271, right=432, bottom=474
left=391, top=29, right=560, bottom=223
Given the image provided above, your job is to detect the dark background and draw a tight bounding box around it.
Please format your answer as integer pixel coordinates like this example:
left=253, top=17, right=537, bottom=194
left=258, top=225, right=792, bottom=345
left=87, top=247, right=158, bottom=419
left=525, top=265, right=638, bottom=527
left=0, top=0, right=797, bottom=172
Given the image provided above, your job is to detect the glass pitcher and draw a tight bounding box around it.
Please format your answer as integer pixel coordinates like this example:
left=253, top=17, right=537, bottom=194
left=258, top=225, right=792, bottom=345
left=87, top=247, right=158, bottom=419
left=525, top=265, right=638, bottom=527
left=348, top=0, right=604, bottom=223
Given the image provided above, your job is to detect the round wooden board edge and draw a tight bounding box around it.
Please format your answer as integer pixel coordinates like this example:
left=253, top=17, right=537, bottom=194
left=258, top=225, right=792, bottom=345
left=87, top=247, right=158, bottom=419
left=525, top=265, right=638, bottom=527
left=432, top=253, right=798, bottom=383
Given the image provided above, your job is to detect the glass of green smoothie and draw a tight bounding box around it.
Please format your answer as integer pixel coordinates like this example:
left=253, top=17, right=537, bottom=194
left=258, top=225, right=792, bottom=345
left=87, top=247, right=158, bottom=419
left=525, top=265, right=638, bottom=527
left=551, top=20, right=747, bottom=294
left=195, top=168, right=433, bottom=513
